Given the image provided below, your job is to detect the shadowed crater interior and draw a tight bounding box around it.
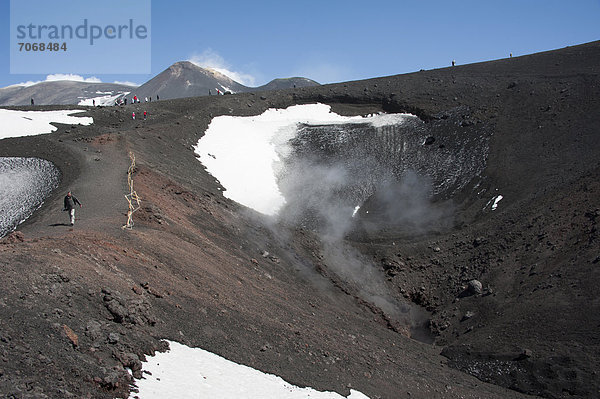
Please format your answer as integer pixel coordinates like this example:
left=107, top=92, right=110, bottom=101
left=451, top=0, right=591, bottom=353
left=277, top=112, right=491, bottom=236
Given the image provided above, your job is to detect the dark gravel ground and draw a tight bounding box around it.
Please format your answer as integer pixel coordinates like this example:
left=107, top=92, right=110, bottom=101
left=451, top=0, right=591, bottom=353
left=0, top=41, right=599, bottom=398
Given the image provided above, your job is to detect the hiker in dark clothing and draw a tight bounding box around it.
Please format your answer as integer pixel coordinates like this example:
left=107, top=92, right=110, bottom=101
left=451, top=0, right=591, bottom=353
left=63, top=191, right=82, bottom=226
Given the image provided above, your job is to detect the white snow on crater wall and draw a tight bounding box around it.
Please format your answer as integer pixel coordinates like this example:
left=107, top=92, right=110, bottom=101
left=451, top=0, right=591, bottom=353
left=130, top=340, right=370, bottom=399
left=0, top=157, right=60, bottom=237
left=0, top=109, right=93, bottom=140
left=194, top=103, right=411, bottom=215
left=78, top=92, right=129, bottom=106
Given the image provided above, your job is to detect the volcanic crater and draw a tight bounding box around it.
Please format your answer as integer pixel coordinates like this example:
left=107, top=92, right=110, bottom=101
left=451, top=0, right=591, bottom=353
left=0, top=41, right=599, bottom=398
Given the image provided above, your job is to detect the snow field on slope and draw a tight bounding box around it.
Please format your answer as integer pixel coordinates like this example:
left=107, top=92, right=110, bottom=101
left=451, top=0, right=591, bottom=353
left=0, top=109, right=93, bottom=139
left=129, top=340, right=369, bottom=399
left=194, top=103, right=411, bottom=216
left=78, top=92, right=129, bottom=106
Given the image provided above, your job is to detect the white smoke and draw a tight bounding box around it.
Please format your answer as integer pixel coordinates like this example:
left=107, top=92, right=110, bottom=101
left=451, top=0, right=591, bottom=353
left=188, top=49, right=257, bottom=86
left=195, top=105, right=451, bottom=339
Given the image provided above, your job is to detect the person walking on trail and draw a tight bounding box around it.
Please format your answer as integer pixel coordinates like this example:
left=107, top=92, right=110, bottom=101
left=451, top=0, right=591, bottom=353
left=143, top=111, right=147, bottom=120
left=63, top=191, right=82, bottom=226
left=132, top=111, right=136, bottom=120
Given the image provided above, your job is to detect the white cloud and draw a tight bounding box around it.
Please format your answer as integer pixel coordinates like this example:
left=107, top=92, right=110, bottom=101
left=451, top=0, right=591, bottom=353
left=188, top=49, right=256, bottom=87
left=113, top=80, right=139, bottom=87
left=5, top=81, right=39, bottom=88
left=45, top=74, right=102, bottom=83
left=11, top=74, right=103, bottom=87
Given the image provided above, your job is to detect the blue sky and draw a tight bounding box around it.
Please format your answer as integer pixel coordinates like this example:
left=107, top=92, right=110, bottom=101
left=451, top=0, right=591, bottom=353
left=1, top=0, right=599, bottom=88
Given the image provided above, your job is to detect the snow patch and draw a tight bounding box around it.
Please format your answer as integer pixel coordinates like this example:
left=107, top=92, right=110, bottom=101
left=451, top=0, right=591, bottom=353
left=78, top=92, right=129, bottom=106
left=0, top=110, right=93, bottom=140
left=129, top=340, right=370, bottom=399
left=194, top=103, right=412, bottom=216
left=219, top=85, right=235, bottom=93
left=491, top=195, right=503, bottom=211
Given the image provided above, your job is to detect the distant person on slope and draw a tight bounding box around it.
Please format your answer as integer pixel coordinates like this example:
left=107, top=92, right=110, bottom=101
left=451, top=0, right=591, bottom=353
left=63, top=191, right=82, bottom=226
left=31, top=98, right=34, bottom=106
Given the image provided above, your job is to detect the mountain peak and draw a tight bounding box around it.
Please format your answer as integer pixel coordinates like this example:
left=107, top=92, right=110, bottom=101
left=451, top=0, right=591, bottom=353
left=0, top=61, right=320, bottom=105
left=134, top=61, right=319, bottom=100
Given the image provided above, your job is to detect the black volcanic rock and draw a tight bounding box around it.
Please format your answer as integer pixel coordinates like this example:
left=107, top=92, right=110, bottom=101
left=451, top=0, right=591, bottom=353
left=252, top=77, right=319, bottom=92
